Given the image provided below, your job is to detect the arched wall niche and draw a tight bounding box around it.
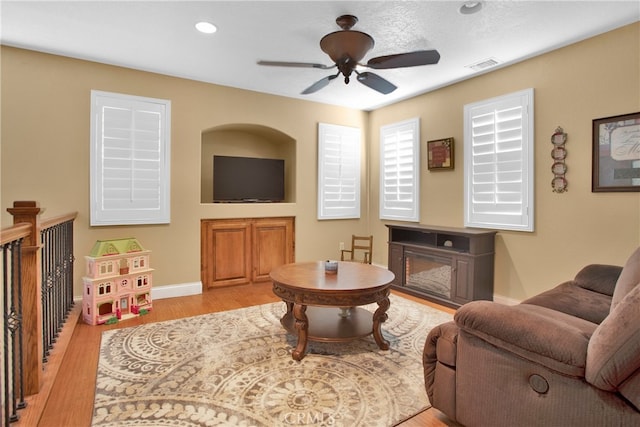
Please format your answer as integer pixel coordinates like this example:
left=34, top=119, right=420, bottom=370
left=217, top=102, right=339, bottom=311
left=201, top=123, right=296, bottom=204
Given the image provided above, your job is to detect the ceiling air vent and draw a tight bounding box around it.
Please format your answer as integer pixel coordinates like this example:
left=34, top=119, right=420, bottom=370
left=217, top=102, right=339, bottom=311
left=466, top=57, right=500, bottom=71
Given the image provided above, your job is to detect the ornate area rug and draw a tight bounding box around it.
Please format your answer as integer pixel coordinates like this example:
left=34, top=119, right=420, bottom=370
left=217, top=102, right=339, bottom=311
left=92, top=294, right=452, bottom=427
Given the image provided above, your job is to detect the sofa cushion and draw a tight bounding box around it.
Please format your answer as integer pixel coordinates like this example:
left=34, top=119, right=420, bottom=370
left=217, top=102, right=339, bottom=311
left=611, top=246, right=640, bottom=311
left=522, top=281, right=612, bottom=324
left=455, top=301, right=596, bottom=377
left=574, top=264, right=622, bottom=296
left=618, top=369, right=640, bottom=412
left=586, top=282, right=640, bottom=393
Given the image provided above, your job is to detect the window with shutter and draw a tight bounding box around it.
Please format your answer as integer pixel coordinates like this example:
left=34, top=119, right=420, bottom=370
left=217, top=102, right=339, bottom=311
left=317, top=123, right=361, bottom=219
left=90, top=90, right=171, bottom=226
left=379, top=118, right=420, bottom=222
left=464, top=88, right=534, bottom=231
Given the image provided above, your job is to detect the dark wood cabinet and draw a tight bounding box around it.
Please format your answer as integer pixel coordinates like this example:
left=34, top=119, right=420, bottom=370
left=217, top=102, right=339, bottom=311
left=386, top=223, right=496, bottom=308
left=201, top=217, right=295, bottom=288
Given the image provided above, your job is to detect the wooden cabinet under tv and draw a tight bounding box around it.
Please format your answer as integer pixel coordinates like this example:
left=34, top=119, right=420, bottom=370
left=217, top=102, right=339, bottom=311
left=201, top=217, right=295, bottom=288
left=386, top=223, right=496, bottom=308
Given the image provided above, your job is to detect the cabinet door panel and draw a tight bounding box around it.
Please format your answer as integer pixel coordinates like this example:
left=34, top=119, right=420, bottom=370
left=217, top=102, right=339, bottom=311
left=452, top=258, right=471, bottom=303
left=253, top=218, right=294, bottom=282
left=202, top=220, right=252, bottom=288
left=388, top=243, right=403, bottom=286
left=214, top=229, right=249, bottom=280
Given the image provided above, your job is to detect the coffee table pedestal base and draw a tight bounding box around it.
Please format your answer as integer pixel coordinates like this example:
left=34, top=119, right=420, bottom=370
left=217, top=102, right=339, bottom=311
left=280, top=304, right=390, bottom=361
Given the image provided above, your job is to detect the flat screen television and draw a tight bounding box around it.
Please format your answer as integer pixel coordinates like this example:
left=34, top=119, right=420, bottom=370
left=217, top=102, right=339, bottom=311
left=213, top=155, right=285, bottom=202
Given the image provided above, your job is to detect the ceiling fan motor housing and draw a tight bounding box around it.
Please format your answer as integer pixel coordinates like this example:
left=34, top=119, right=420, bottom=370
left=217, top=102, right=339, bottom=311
left=320, top=31, right=374, bottom=82
left=320, top=30, right=374, bottom=63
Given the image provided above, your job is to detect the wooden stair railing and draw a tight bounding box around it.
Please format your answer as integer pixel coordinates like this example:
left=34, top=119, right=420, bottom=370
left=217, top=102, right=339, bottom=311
left=1, top=201, right=77, bottom=426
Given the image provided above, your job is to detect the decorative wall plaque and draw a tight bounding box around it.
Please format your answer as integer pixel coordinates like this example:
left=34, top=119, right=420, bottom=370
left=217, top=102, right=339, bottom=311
left=551, top=126, right=568, bottom=193
left=592, top=112, right=640, bottom=192
left=427, top=137, right=454, bottom=170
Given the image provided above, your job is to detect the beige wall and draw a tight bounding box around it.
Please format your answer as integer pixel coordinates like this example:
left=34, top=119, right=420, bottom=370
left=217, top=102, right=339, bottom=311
left=2, top=23, right=639, bottom=301
left=370, top=22, right=640, bottom=300
left=0, top=46, right=369, bottom=296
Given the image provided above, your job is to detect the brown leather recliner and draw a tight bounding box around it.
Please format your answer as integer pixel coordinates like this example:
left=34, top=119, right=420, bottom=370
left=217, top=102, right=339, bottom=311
left=423, top=247, right=640, bottom=426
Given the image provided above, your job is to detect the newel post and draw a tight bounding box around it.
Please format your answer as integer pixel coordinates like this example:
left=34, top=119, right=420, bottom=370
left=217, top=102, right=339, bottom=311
left=7, top=201, right=43, bottom=395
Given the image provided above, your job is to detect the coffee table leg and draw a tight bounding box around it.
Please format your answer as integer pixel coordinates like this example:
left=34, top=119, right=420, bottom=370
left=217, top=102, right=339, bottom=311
left=292, top=303, right=308, bottom=361
left=373, top=296, right=390, bottom=350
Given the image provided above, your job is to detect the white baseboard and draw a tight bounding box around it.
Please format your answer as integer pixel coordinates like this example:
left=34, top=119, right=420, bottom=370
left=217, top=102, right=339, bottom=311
left=151, top=281, right=203, bottom=300
left=493, top=294, right=521, bottom=305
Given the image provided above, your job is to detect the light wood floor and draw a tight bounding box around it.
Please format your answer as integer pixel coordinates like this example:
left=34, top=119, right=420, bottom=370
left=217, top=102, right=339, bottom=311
left=18, top=282, right=458, bottom=427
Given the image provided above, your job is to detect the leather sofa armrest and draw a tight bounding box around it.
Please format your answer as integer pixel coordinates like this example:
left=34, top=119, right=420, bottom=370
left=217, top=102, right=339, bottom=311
left=455, top=301, right=598, bottom=377
left=424, top=321, right=458, bottom=369
left=587, top=283, right=640, bottom=407
left=423, top=321, right=459, bottom=417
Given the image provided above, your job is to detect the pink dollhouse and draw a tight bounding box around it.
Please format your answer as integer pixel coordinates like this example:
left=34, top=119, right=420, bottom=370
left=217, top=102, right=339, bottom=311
left=82, top=237, right=153, bottom=325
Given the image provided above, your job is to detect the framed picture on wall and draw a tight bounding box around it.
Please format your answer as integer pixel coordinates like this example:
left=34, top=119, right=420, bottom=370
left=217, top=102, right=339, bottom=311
left=592, top=112, right=640, bottom=192
left=427, top=137, right=454, bottom=170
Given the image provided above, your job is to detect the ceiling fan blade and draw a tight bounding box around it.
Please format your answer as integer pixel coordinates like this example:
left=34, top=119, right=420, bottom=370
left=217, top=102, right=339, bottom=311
left=366, top=50, right=441, bottom=69
left=356, top=72, right=397, bottom=94
left=257, top=60, right=335, bottom=70
left=301, top=73, right=339, bottom=94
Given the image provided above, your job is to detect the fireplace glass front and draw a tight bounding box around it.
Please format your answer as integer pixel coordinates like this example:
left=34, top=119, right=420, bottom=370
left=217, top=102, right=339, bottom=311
left=404, top=251, right=452, bottom=298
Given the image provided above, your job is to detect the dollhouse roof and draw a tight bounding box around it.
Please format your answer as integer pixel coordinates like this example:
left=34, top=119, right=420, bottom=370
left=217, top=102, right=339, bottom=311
left=89, top=237, right=146, bottom=257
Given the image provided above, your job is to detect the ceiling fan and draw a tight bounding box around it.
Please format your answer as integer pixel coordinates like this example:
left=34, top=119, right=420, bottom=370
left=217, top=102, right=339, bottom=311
left=258, top=14, right=440, bottom=95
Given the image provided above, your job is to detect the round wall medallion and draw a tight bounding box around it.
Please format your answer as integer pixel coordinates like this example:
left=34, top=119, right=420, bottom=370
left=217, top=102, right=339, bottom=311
left=552, top=176, right=568, bottom=193
left=551, top=129, right=567, bottom=146
left=551, top=146, right=567, bottom=160
left=551, top=161, right=567, bottom=175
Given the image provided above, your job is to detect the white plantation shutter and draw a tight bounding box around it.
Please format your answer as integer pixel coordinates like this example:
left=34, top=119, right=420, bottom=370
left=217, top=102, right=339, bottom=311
left=464, top=88, right=534, bottom=231
left=90, top=91, right=171, bottom=225
left=380, top=118, right=420, bottom=221
left=317, top=123, right=361, bottom=219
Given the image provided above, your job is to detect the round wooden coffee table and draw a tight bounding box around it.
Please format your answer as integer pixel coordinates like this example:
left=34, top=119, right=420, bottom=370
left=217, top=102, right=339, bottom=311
left=270, top=261, right=395, bottom=360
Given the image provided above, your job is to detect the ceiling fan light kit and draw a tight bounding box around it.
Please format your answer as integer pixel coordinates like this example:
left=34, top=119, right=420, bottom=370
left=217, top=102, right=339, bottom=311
left=258, top=14, right=440, bottom=95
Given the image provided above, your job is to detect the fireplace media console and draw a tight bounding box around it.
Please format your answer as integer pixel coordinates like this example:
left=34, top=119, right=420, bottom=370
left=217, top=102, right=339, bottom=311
left=386, top=223, right=496, bottom=308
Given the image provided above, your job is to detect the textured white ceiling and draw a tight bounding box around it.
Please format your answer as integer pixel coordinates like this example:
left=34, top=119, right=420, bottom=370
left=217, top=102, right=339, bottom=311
left=1, top=1, right=638, bottom=110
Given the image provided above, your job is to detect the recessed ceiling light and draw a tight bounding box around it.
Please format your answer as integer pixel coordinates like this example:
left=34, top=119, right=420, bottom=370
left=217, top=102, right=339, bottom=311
left=195, top=21, right=217, bottom=34
left=459, top=2, right=483, bottom=15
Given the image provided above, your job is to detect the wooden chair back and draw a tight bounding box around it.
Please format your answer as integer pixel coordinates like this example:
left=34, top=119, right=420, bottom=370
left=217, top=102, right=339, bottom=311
left=340, top=235, right=373, bottom=264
